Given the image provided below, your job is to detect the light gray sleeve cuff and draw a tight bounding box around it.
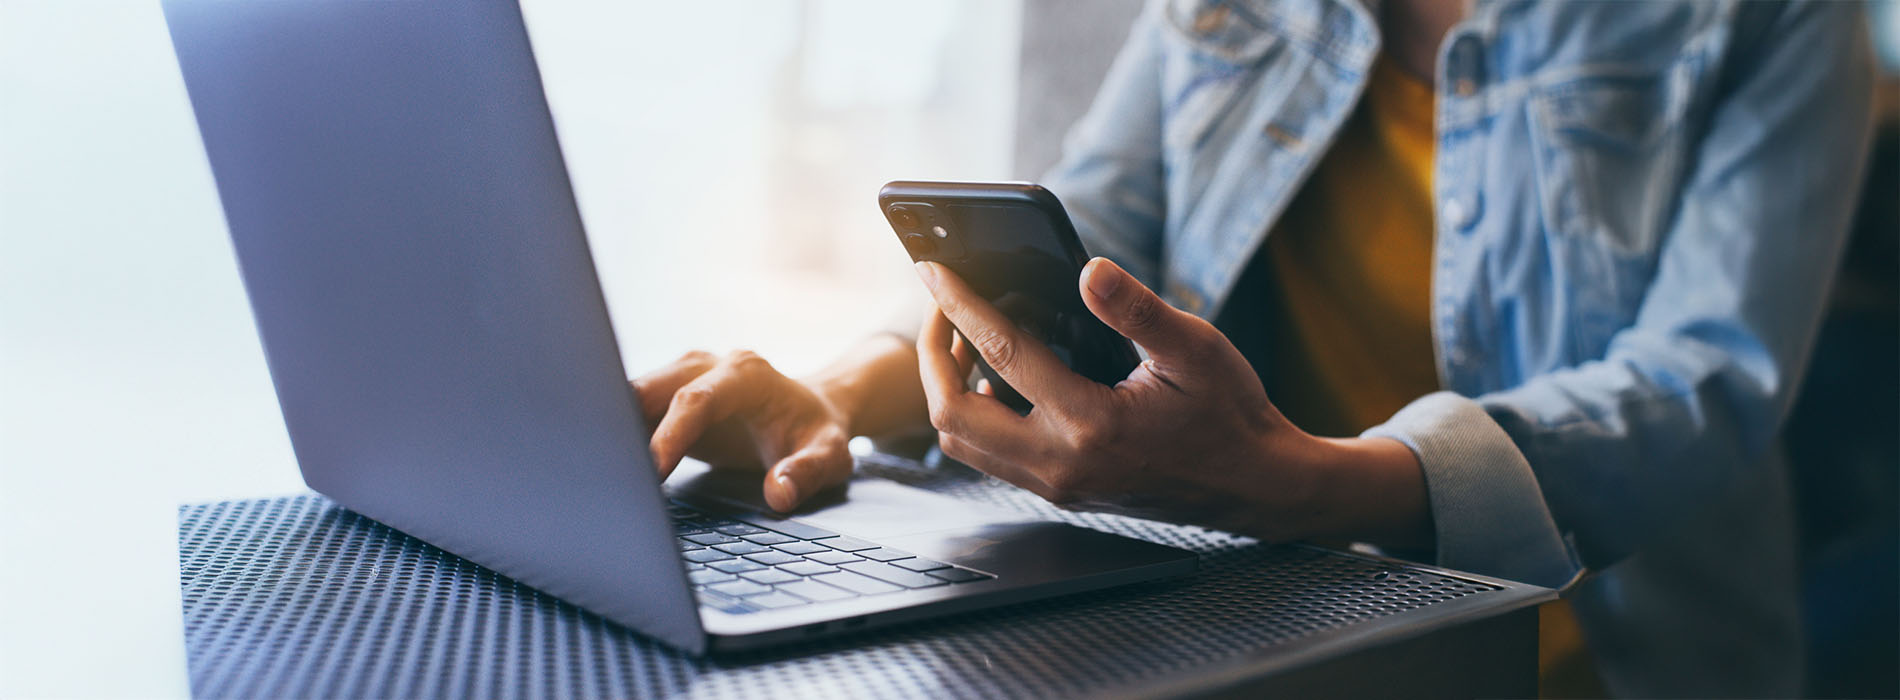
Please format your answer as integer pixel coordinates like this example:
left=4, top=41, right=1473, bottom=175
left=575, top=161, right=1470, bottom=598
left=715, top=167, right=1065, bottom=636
left=1361, top=391, right=1578, bottom=589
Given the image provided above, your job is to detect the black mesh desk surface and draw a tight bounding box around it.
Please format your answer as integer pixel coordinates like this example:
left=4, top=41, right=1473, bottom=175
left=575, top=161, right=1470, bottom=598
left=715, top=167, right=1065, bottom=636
left=177, top=456, right=1549, bottom=698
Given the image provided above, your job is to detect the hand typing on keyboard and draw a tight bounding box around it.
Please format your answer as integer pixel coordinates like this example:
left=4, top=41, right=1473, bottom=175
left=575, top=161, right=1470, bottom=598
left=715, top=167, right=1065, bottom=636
left=632, top=332, right=932, bottom=513
left=633, top=349, right=858, bottom=512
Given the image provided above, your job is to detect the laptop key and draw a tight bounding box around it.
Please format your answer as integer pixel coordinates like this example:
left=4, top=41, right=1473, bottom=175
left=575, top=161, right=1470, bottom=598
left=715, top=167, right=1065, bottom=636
left=715, top=524, right=768, bottom=536
left=683, top=549, right=733, bottom=563
left=739, top=568, right=800, bottom=585
left=695, top=589, right=753, bottom=613
left=684, top=532, right=740, bottom=546
left=806, top=550, right=863, bottom=565
left=742, top=532, right=797, bottom=546
left=823, top=537, right=879, bottom=552
left=777, top=579, right=856, bottom=602
left=734, top=514, right=839, bottom=541
left=709, top=559, right=766, bottom=574
left=840, top=561, right=949, bottom=588
left=777, top=561, right=838, bottom=577
left=713, top=541, right=769, bottom=555
left=812, top=571, right=904, bottom=595
left=747, top=592, right=810, bottom=610
left=678, top=540, right=705, bottom=551
left=707, top=580, right=773, bottom=597
left=689, top=569, right=735, bottom=585
left=855, top=548, right=913, bottom=562
left=773, top=541, right=830, bottom=555
left=744, top=551, right=801, bottom=566
left=926, top=567, right=993, bottom=583
left=891, top=557, right=951, bottom=572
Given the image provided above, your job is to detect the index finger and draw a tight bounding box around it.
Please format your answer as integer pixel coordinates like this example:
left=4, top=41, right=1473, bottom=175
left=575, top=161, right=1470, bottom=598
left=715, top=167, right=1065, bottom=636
left=648, top=361, right=770, bottom=477
left=913, top=261, right=1100, bottom=408
left=917, top=308, right=1038, bottom=456
left=629, top=350, right=717, bottom=426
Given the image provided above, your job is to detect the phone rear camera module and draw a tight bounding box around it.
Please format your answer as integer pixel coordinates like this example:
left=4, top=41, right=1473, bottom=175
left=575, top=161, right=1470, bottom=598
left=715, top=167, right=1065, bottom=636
left=889, top=206, right=921, bottom=230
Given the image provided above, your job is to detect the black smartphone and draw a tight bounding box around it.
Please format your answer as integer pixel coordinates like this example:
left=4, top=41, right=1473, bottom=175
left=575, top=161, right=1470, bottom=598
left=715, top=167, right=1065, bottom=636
left=880, top=180, right=1141, bottom=413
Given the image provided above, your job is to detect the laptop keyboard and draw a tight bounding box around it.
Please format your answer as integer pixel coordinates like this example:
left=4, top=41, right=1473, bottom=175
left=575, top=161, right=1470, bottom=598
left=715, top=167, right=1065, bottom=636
left=669, top=501, right=993, bottom=615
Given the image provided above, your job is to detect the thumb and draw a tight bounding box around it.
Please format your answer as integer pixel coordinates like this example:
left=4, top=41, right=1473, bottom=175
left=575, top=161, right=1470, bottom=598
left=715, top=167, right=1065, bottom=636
left=1079, top=257, right=1218, bottom=367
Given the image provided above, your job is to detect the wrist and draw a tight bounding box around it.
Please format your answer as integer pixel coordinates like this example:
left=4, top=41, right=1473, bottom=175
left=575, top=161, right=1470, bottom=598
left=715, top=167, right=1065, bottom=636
left=1305, top=436, right=1434, bottom=550
left=803, top=332, right=916, bottom=437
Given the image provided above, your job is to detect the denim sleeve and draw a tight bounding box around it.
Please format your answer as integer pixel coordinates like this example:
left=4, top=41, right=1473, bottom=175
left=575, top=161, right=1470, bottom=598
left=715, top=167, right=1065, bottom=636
left=1038, top=1, right=1169, bottom=288
left=1365, top=3, right=1877, bottom=587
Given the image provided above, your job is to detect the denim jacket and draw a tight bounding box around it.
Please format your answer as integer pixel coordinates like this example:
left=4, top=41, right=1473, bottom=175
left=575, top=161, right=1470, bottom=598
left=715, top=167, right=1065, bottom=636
left=1042, top=0, right=1876, bottom=694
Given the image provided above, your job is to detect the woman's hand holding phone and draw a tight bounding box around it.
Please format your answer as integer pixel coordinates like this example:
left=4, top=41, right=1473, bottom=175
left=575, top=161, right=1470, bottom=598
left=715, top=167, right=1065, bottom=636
left=915, top=257, right=1434, bottom=547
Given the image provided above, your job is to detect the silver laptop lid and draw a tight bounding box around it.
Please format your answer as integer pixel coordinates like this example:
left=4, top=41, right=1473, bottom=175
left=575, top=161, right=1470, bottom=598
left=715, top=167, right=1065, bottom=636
left=162, top=0, right=704, bottom=652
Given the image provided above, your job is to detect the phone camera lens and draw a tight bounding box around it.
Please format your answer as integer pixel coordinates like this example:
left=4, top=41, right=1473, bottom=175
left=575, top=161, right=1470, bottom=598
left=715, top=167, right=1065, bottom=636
left=890, top=206, right=920, bottom=229
left=901, top=233, right=936, bottom=257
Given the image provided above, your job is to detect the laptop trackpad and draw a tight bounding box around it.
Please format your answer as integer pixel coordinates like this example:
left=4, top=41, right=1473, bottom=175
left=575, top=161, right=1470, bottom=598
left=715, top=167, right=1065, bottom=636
left=666, top=460, right=1026, bottom=538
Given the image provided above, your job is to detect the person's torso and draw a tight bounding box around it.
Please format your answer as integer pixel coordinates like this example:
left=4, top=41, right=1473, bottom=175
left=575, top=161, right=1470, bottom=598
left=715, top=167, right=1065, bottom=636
left=1138, top=0, right=1806, bottom=694
left=1150, top=0, right=1751, bottom=400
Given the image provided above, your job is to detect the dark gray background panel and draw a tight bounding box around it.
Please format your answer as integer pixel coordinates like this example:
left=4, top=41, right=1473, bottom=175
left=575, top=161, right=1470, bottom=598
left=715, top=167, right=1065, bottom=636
left=1014, top=0, right=1147, bottom=179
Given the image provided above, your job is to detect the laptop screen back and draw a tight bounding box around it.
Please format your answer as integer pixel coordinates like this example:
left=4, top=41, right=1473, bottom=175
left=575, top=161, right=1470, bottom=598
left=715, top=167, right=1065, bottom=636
left=162, top=0, right=703, bottom=652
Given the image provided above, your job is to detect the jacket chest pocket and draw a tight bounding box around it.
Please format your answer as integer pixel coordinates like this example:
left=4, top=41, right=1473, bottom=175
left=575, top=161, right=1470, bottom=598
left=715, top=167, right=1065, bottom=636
left=1526, top=59, right=1708, bottom=354
left=1528, top=62, right=1704, bottom=255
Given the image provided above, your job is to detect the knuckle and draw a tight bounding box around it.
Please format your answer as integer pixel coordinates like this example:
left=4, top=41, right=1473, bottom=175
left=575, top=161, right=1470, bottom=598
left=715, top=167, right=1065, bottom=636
left=926, top=400, right=957, bottom=434
left=678, top=349, right=716, bottom=367
left=730, top=351, right=784, bottom=381
left=724, top=349, right=769, bottom=371
left=1124, top=293, right=1163, bottom=330
left=1064, top=418, right=1112, bottom=455
left=967, top=327, right=1018, bottom=373
left=672, top=384, right=717, bottom=410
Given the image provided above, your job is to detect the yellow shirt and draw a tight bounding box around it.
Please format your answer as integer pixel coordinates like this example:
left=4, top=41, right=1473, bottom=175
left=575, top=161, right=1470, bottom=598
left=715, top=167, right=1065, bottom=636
left=1260, top=54, right=1440, bottom=439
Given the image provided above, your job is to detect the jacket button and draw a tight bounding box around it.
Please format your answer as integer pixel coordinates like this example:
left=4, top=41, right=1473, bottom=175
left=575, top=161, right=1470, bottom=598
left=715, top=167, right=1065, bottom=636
left=1441, top=197, right=1470, bottom=229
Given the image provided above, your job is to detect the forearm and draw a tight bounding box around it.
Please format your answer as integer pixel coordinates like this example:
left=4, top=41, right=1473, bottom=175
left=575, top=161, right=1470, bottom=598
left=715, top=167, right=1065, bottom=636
left=804, top=333, right=930, bottom=439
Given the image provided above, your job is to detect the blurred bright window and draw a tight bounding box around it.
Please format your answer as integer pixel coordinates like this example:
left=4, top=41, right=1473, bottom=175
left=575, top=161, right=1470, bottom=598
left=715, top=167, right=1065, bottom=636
left=527, top=1, right=1022, bottom=375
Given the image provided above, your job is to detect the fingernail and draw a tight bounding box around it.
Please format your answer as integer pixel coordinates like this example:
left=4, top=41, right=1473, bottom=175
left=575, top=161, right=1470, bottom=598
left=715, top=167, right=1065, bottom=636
left=1083, top=258, right=1121, bottom=300
left=914, top=261, right=940, bottom=291
left=775, top=470, right=799, bottom=504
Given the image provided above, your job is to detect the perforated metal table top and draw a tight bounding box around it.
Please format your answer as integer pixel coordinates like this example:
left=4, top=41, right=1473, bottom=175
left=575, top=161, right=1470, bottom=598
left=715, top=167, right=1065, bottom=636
left=178, top=456, right=1548, bottom=699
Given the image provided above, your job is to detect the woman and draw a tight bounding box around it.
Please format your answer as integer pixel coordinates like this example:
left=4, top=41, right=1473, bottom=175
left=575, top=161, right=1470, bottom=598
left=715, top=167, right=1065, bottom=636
left=632, top=0, right=1877, bottom=694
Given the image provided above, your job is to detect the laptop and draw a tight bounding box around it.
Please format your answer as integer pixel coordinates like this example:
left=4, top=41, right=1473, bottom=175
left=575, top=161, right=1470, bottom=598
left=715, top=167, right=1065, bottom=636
left=162, top=0, right=1197, bottom=654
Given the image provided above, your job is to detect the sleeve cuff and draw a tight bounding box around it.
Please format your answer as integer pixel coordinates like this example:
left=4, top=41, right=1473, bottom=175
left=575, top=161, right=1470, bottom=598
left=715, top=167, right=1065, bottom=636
left=1361, top=391, right=1578, bottom=589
